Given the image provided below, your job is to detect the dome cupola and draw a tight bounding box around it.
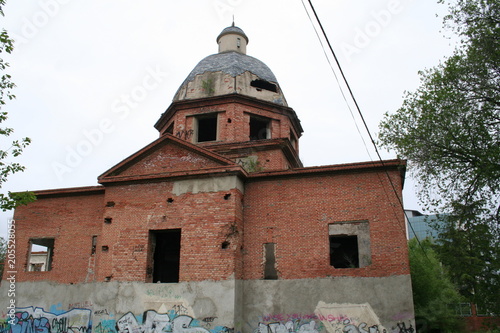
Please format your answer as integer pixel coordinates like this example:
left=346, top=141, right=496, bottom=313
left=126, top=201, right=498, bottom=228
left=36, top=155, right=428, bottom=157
left=217, top=23, right=249, bottom=54
left=173, top=25, right=287, bottom=106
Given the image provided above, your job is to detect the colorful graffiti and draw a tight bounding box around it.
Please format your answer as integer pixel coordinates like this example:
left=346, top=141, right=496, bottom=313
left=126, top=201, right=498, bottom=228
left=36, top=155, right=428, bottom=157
left=256, top=316, right=414, bottom=333
left=114, top=310, right=231, bottom=333
left=1, top=307, right=230, bottom=333
left=4, top=307, right=92, bottom=333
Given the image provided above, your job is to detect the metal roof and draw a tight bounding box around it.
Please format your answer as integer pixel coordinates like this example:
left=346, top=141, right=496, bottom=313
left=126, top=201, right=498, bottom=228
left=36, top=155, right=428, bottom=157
left=182, top=51, right=278, bottom=84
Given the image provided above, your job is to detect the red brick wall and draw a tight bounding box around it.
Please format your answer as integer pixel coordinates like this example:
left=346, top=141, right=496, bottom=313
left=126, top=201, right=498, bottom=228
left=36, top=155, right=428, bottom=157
left=9, top=165, right=407, bottom=284
left=119, top=142, right=223, bottom=177
left=96, top=181, right=244, bottom=282
left=242, top=168, right=408, bottom=280
left=9, top=191, right=104, bottom=284
left=167, top=100, right=296, bottom=145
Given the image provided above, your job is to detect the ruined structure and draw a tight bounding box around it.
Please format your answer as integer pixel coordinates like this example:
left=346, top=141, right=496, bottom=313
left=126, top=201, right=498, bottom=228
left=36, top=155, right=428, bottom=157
left=1, top=25, right=415, bottom=333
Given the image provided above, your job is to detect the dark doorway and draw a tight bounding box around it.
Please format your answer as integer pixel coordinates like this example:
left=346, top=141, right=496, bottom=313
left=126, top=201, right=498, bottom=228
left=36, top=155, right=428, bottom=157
left=329, top=235, right=359, bottom=268
left=151, top=229, right=181, bottom=283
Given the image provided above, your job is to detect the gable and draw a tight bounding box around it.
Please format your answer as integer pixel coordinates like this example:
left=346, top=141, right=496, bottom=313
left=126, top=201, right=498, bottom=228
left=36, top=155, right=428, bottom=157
left=99, top=135, right=237, bottom=182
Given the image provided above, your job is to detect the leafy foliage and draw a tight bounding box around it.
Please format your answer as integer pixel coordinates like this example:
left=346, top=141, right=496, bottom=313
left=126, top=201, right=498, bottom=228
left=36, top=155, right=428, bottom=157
left=379, top=0, right=499, bottom=316
left=409, top=238, right=462, bottom=332
left=0, top=0, right=35, bottom=211
left=433, top=209, right=500, bottom=315
left=379, top=0, right=499, bottom=217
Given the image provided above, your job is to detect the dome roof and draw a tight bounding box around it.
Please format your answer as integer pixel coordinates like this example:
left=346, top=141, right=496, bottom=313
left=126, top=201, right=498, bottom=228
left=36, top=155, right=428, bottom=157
left=173, top=26, right=287, bottom=106
left=183, top=52, right=278, bottom=84
left=217, top=26, right=249, bottom=43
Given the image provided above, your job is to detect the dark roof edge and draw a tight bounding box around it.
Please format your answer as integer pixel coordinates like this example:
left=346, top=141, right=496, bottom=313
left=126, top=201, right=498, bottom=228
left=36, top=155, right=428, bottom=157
left=30, top=185, right=105, bottom=198
left=247, top=159, right=406, bottom=179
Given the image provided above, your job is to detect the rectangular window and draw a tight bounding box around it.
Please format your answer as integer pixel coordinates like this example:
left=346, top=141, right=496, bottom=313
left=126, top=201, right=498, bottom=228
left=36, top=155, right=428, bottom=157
left=27, top=238, right=55, bottom=272
left=328, top=221, right=371, bottom=269
left=91, top=236, right=97, bottom=255
left=250, top=116, right=270, bottom=140
left=329, top=235, right=359, bottom=268
left=263, top=243, right=278, bottom=280
left=149, top=229, right=181, bottom=283
left=196, top=114, right=218, bottom=142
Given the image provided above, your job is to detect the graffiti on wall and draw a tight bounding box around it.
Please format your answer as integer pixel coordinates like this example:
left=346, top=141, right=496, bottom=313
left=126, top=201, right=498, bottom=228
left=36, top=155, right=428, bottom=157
left=256, top=320, right=320, bottom=333
left=256, top=318, right=414, bottom=333
left=112, top=310, right=231, bottom=333
left=1, top=306, right=231, bottom=333
left=2, top=307, right=92, bottom=333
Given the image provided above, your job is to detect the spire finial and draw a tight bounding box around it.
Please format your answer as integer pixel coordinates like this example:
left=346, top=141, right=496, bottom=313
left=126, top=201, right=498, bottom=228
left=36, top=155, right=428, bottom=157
left=232, top=15, right=235, bottom=27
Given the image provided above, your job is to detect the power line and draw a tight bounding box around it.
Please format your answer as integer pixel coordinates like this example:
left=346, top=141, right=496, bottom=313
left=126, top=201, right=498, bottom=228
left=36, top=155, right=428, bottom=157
left=301, top=0, right=427, bottom=256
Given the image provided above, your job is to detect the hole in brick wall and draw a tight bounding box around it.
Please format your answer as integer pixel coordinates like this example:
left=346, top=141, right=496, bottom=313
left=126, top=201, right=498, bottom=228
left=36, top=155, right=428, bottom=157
left=91, top=236, right=97, bottom=255
left=250, top=116, right=270, bottom=140
left=264, top=243, right=278, bottom=280
left=224, top=193, right=231, bottom=200
left=104, top=218, right=112, bottom=224
left=167, top=198, right=174, bottom=203
left=329, top=235, right=359, bottom=268
left=27, top=238, right=55, bottom=272
left=221, top=241, right=230, bottom=249
left=227, top=118, right=232, bottom=123
left=104, top=275, right=112, bottom=282
left=106, top=201, right=115, bottom=207
left=197, top=114, right=218, bottom=142
left=102, top=246, right=109, bottom=252
left=150, top=229, right=181, bottom=283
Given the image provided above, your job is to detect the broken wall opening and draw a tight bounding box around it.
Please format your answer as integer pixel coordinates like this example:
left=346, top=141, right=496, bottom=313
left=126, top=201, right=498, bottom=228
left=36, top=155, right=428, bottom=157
left=27, top=238, right=55, bottom=272
left=250, top=79, right=277, bottom=93
left=263, top=243, right=278, bottom=280
left=250, top=116, right=270, bottom=141
left=196, top=114, right=218, bottom=142
left=150, top=229, right=181, bottom=283
left=329, top=235, right=359, bottom=268
left=328, top=221, right=371, bottom=269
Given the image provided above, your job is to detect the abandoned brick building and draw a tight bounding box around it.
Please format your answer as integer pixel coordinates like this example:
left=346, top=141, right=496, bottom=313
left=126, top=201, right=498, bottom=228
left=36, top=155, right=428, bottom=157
left=1, top=25, right=415, bottom=333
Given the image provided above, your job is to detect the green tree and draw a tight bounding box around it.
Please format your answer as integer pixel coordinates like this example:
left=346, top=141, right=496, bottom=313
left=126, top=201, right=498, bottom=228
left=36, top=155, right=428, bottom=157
left=0, top=0, right=35, bottom=211
left=409, top=238, right=462, bottom=332
left=378, top=0, right=499, bottom=314
left=433, top=207, right=500, bottom=315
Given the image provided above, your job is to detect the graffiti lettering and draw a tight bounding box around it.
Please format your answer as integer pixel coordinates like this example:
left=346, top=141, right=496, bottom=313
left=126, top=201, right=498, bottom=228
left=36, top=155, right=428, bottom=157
left=94, top=310, right=110, bottom=316
left=175, top=130, right=194, bottom=141
left=171, top=305, right=188, bottom=316
left=256, top=320, right=320, bottom=333
left=392, top=322, right=414, bottom=333
left=7, top=307, right=91, bottom=333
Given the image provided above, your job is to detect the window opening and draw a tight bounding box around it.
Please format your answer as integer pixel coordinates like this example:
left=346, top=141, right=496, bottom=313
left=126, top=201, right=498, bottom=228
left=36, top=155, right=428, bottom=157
left=197, top=114, right=218, bottom=142
left=329, top=235, right=359, bottom=268
left=250, top=116, right=270, bottom=140
left=151, top=229, right=181, bottom=283
left=91, top=236, right=97, bottom=255
left=28, top=238, right=55, bottom=272
left=251, top=79, right=277, bottom=93
left=264, top=243, right=278, bottom=280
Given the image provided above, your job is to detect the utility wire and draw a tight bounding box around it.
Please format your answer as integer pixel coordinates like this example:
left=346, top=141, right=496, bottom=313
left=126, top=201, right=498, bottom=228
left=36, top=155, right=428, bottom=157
left=301, top=0, right=427, bottom=256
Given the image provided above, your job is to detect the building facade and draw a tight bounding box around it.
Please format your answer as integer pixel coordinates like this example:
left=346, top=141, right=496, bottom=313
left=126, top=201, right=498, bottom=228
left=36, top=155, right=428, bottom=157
left=1, top=26, right=415, bottom=333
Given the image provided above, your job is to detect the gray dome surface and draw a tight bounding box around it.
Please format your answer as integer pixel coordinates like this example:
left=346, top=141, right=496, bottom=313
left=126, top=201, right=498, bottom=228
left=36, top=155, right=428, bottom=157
left=182, top=52, right=278, bottom=85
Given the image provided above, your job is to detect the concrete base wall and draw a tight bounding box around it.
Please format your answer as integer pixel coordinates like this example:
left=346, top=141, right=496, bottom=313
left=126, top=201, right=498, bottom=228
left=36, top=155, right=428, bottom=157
left=0, top=275, right=415, bottom=333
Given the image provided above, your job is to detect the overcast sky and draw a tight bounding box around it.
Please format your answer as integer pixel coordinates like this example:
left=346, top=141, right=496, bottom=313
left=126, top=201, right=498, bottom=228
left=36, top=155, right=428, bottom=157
left=0, top=0, right=456, bottom=238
